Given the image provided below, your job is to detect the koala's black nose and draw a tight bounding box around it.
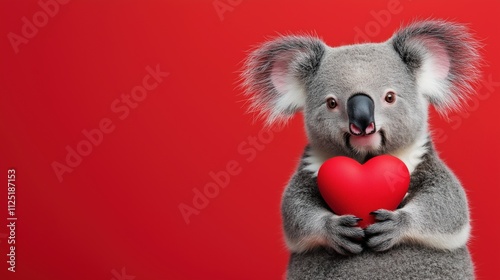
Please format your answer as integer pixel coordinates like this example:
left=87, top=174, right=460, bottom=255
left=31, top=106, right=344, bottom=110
left=347, top=93, right=376, bottom=136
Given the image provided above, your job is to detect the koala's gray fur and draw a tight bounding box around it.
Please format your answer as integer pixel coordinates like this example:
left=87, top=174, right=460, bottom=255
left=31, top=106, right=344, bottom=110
left=242, top=21, right=480, bottom=279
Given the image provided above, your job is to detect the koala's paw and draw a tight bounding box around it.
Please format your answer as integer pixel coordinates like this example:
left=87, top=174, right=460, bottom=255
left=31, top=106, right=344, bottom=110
left=365, top=209, right=407, bottom=252
left=324, top=215, right=365, bottom=255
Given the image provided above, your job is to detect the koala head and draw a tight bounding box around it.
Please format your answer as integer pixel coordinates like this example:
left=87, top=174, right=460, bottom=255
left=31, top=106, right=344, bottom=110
left=242, top=21, right=480, bottom=162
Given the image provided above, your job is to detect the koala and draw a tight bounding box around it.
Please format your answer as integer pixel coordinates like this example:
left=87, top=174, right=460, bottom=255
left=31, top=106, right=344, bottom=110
left=241, top=21, right=480, bottom=279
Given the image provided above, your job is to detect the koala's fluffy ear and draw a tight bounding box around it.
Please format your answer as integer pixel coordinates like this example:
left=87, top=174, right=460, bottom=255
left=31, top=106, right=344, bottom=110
left=391, top=20, right=481, bottom=112
left=241, top=36, right=325, bottom=124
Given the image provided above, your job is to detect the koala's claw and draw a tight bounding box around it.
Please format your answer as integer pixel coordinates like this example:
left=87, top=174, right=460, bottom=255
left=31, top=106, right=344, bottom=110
left=370, top=210, right=394, bottom=221
left=365, top=209, right=405, bottom=252
left=325, top=215, right=365, bottom=255
left=338, top=215, right=363, bottom=227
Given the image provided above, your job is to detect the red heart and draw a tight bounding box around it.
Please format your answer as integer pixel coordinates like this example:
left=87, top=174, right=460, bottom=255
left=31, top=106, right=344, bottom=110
left=317, top=155, right=410, bottom=228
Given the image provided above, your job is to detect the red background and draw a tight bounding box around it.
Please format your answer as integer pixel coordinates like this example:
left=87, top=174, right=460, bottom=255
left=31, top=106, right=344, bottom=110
left=1, top=1, right=499, bottom=279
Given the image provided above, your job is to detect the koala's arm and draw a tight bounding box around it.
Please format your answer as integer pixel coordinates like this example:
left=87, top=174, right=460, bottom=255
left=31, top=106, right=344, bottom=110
left=281, top=149, right=365, bottom=255
left=366, top=147, right=471, bottom=252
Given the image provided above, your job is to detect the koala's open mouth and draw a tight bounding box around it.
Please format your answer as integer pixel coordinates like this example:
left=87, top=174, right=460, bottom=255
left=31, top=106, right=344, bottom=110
left=344, top=129, right=386, bottom=153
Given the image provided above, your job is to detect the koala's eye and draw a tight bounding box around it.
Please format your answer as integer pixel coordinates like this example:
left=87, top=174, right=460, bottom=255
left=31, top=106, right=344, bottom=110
left=385, top=91, right=396, bottom=104
left=326, top=97, right=337, bottom=109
